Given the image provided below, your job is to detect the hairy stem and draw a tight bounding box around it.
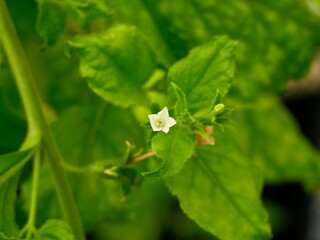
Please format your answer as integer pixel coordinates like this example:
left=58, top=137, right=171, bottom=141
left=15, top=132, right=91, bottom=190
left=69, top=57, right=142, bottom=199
left=0, top=1, right=85, bottom=239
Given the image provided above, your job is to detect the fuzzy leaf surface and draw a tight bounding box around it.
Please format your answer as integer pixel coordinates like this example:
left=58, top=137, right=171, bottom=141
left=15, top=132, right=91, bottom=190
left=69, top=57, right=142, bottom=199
left=34, top=219, right=75, bottom=240
left=143, top=126, right=195, bottom=179
left=166, top=130, right=271, bottom=240
left=168, top=36, right=236, bottom=116
left=70, top=25, right=156, bottom=107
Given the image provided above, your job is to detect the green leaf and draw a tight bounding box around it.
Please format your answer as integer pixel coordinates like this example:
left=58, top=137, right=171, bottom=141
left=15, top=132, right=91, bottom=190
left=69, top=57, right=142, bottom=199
left=36, top=0, right=112, bottom=45
left=143, top=126, right=195, bottom=179
left=230, top=96, right=320, bottom=189
left=166, top=130, right=271, bottom=240
left=168, top=83, right=192, bottom=123
left=168, top=36, right=236, bottom=117
left=111, top=0, right=174, bottom=66
left=36, top=0, right=66, bottom=46
left=91, top=181, right=171, bottom=240
left=69, top=25, right=156, bottom=107
left=0, top=232, right=21, bottom=240
left=0, top=176, right=20, bottom=237
left=34, top=219, right=75, bottom=240
left=0, top=148, right=34, bottom=185
left=52, top=104, right=146, bottom=165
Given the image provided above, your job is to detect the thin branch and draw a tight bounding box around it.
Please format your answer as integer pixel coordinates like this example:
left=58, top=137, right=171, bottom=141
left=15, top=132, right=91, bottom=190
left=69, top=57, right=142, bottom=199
left=127, top=151, right=156, bottom=164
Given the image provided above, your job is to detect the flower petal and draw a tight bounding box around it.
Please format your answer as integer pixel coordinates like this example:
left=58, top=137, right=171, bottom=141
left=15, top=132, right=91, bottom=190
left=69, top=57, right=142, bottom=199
left=158, top=107, right=169, bottom=118
left=166, top=117, right=177, bottom=127
left=162, top=125, right=170, bottom=133
left=148, top=114, right=161, bottom=131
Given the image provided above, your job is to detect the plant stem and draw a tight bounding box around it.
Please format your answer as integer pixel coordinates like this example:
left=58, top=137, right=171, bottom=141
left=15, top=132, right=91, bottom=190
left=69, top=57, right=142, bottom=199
left=26, top=149, right=41, bottom=240
left=0, top=1, right=85, bottom=239
left=127, top=151, right=156, bottom=164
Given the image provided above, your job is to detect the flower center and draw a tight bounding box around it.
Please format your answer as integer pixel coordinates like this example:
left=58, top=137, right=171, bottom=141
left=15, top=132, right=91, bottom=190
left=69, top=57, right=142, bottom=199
left=155, top=117, right=166, bottom=128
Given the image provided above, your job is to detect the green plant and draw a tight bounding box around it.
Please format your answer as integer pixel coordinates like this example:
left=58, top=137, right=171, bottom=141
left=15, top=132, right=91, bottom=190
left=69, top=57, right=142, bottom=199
left=0, top=0, right=320, bottom=239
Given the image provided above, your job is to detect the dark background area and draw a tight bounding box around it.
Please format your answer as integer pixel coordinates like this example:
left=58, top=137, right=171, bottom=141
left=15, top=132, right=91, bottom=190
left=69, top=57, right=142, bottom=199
left=262, top=94, right=320, bottom=240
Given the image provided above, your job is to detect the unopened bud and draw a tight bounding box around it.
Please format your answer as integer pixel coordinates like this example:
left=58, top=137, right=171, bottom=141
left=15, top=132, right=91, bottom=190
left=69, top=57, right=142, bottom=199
left=213, top=104, right=225, bottom=115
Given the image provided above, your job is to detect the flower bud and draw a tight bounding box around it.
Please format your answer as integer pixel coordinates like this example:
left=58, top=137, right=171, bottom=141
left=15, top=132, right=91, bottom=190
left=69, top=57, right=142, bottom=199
left=213, top=103, right=225, bottom=115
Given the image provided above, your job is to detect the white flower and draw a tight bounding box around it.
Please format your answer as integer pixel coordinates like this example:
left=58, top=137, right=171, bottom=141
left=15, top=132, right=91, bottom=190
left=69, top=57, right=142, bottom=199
left=148, top=107, right=176, bottom=133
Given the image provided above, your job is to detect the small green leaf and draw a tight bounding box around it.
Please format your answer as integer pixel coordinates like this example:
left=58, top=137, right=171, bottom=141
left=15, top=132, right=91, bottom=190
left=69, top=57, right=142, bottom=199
left=0, top=148, right=34, bottom=185
left=143, top=126, right=195, bottom=179
left=34, top=219, right=75, bottom=240
left=166, top=130, right=271, bottom=240
left=70, top=25, right=156, bottom=107
left=168, top=36, right=236, bottom=117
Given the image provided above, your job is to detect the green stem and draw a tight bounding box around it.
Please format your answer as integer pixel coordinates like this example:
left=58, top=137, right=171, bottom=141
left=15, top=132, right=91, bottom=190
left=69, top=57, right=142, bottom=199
left=26, top=149, right=41, bottom=240
left=63, top=162, right=89, bottom=174
left=0, top=1, right=85, bottom=239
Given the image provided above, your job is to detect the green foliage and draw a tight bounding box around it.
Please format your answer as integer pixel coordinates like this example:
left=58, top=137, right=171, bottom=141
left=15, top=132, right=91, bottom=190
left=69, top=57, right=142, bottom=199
left=36, top=0, right=112, bottom=45
left=91, top=181, right=171, bottom=240
left=33, top=219, right=75, bottom=240
left=141, top=0, right=318, bottom=96
left=143, top=126, right=195, bottom=179
left=0, top=125, right=37, bottom=238
left=21, top=104, right=146, bottom=229
left=168, top=83, right=190, bottom=122
left=0, top=176, right=20, bottom=237
left=166, top=129, right=271, bottom=240
left=1, top=0, right=320, bottom=239
left=37, top=0, right=66, bottom=46
left=168, top=36, right=236, bottom=117
left=0, top=149, right=34, bottom=185
left=144, top=36, right=235, bottom=180
left=0, top=232, right=21, bottom=240
left=52, top=104, right=146, bottom=165
left=69, top=25, right=156, bottom=107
